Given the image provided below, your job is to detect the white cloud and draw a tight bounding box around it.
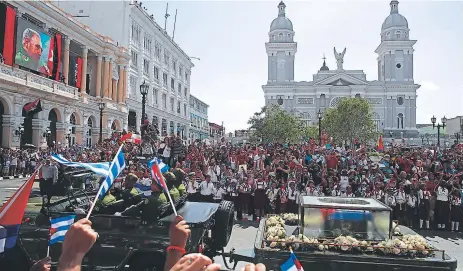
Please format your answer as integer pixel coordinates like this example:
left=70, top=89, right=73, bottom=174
left=419, top=81, right=440, bottom=92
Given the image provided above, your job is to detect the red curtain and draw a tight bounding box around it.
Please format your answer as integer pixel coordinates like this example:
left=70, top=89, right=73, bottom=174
left=76, top=56, right=82, bottom=89
left=54, top=33, right=62, bottom=81
left=3, top=6, right=16, bottom=66
left=46, top=36, right=55, bottom=77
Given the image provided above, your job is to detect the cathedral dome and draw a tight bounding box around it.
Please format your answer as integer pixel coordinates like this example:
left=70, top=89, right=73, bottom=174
left=381, top=0, right=408, bottom=31
left=270, top=1, right=293, bottom=31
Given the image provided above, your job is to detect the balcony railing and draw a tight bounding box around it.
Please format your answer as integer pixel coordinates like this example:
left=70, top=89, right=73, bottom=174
left=0, top=63, right=78, bottom=99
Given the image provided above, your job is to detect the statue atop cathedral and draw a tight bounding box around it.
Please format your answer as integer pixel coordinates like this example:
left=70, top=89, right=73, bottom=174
left=333, top=47, right=347, bottom=71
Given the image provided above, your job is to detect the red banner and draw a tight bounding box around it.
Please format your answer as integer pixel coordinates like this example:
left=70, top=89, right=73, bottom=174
left=54, top=33, right=61, bottom=81
left=46, top=35, right=55, bottom=77
left=3, top=6, right=16, bottom=66
left=76, top=56, right=82, bottom=89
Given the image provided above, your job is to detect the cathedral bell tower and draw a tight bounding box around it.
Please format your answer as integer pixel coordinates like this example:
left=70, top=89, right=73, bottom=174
left=375, top=0, right=416, bottom=83
left=266, top=1, right=297, bottom=83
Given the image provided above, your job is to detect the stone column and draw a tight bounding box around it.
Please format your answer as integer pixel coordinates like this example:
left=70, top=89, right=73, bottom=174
left=80, top=46, right=88, bottom=93
left=103, top=57, right=110, bottom=98
left=55, top=122, right=66, bottom=146
left=75, top=126, right=83, bottom=145
left=2, top=115, right=16, bottom=148
left=112, top=80, right=117, bottom=101
left=122, top=66, right=128, bottom=103
left=117, top=65, right=124, bottom=103
left=63, top=37, right=71, bottom=84
left=31, top=119, right=43, bottom=148
left=95, top=55, right=102, bottom=97
left=108, top=61, right=113, bottom=100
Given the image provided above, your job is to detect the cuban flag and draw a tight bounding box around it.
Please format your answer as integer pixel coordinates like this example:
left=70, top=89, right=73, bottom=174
left=51, top=153, right=110, bottom=176
left=49, top=215, right=75, bottom=245
left=0, top=173, right=38, bottom=253
left=281, top=251, right=304, bottom=271
left=148, top=158, right=168, bottom=192
left=98, top=146, right=126, bottom=199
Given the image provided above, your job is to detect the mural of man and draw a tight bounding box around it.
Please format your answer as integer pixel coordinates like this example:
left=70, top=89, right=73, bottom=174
left=15, top=28, right=49, bottom=74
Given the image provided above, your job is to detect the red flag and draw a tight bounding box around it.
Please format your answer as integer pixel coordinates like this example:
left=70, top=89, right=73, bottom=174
left=377, top=135, right=384, bottom=152
left=120, top=133, right=132, bottom=142
left=0, top=173, right=36, bottom=225
left=23, top=98, right=42, bottom=114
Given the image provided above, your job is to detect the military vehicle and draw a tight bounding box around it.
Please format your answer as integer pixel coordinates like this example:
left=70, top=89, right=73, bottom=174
left=222, top=196, right=457, bottom=271
left=4, top=169, right=235, bottom=271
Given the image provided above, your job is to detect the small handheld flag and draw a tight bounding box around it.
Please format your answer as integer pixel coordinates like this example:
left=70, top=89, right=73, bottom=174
left=86, top=145, right=126, bottom=219
left=0, top=167, right=41, bottom=253
left=377, top=135, right=384, bottom=152
left=49, top=215, right=75, bottom=245
left=281, top=249, right=304, bottom=271
left=148, top=158, right=177, bottom=216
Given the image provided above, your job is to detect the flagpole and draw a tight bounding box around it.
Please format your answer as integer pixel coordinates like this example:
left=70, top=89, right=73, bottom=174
left=86, top=145, right=124, bottom=219
left=164, top=183, right=178, bottom=217
left=47, top=245, right=50, bottom=257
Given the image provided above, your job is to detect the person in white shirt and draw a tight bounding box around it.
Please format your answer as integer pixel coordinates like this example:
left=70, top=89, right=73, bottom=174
left=287, top=181, right=299, bottom=213
left=395, top=184, right=406, bottom=223
left=213, top=185, right=226, bottom=202
left=199, top=175, right=215, bottom=203
left=186, top=172, right=200, bottom=201
left=341, top=186, right=355, bottom=198
left=435, top=182, right=449, bottom=229
left=306, top=181, right=319, bottom=196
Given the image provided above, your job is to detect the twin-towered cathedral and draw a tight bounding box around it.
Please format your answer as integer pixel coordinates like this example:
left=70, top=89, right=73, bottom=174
left=263, top=1, right=420, bottom=138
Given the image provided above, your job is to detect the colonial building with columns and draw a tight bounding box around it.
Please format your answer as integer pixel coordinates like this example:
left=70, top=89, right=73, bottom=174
left=0, top=1, right=130, bottom=149
left=189, top=94, right=209, bottom=144
left=55, top=1, right=193, bottom=140
left=263, top=1, right=420, bottom=138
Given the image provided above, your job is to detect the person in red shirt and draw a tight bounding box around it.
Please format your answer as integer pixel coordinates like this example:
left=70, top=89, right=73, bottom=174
left=326, top=151, right=338, bottom=170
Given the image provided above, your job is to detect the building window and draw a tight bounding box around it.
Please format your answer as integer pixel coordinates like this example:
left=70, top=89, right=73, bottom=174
left=184, top=87, right=187, bottom=97
left=153, top=88, right=158, bottom=105
left=372, top=112, right=381, bottom=132
left=170, top=78, right=175, bottom=91
left=143, top=35, right=152, bottom=52
left=131, top=51, right=138, bottom=68
left=162, top=73, right=168, bottom=86
left=397, top=113, right=404, bottom=129
left=172, top=59, right=177, bottom=74
left=129, top=76, right=137, bottom=98
left=396, top=63, right=402, bottom=69
left=162, top=93, right=167, bottom=109
left=278, top=33, right=283, bottom=40
left=395, top=30, right=401, bottom=39
left=177, top=83, right=182, bottom=95
left=177, top=101, right=181, bottom=114
left=153, top=66, right=159, bottom=81
left=185, top=72, right=188, bottom=83
left=131, top=21, right=141, bottom=44
left=397, top=96, right=404, bottom=105
left=170, top=97, right=174, bottom=112
left=143, top=59, right=149, bottom=74
left=155, top=42, right=161, bottom=61
left=179, top=65, right=183, bottom=79
left=184, top=103, right=187, bottom=116
left=164, top=50, right=170, bottom=66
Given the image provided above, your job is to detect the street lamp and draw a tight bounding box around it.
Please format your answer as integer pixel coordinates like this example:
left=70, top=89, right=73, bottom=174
left=140, top=80, right=149, bottom=133
left=317, top=109, right=323, bottom=146
left=431, top=115, right=446, bottom=147
left=98, top=102, right=105, bottom=144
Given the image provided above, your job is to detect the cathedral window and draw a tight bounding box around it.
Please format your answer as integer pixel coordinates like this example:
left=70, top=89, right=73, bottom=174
left=288, top=33, right=291, bottom=39
left=272, top=35, right=275, bottom=41
left=372, top=112, right=381, bottom=132
left=397, top=113, right=404, bottom=129
left=396, top=63, right=402, bottom=69
left=386, top=32, right=391, bottom=39
left=395, top=30, right=401, bottom=39
left=397, top=96, right=404, bottom=105
left=278, top=33, right=283, bottom=40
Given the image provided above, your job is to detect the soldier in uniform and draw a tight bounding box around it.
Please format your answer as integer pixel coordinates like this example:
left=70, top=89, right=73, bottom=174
left=238, top=178, right=251, bottom=220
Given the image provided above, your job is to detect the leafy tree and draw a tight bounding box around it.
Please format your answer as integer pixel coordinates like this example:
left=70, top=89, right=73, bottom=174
left=247, top=105, right=306, bottom=144
left=302, top=125, right=319, bottom=141
left=322, top=97, right=377, bottom=145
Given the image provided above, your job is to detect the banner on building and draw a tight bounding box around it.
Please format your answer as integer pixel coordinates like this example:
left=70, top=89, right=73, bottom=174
left=53, top=34, right=61, bottom=81
left=23, top=98, right=42, bottom=116
left=0, top=3, right=16, bottom=66
left=68, top=55, right=82, bottom=88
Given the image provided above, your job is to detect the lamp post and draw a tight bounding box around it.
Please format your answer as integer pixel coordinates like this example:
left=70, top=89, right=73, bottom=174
left=98, top=102, right=105, bottom=144
left=140, top=80, right=149, bottom=133
left=431, top=115, right=446, bottom=147
left=317, top=109, right=322, bottom=146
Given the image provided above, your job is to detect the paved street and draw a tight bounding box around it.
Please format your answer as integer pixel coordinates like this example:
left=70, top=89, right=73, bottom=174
left=1, top=179, right=461, bottom=270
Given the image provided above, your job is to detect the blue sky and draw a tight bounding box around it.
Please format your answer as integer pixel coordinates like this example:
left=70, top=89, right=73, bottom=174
left=142, top=0, right=463, bottom=132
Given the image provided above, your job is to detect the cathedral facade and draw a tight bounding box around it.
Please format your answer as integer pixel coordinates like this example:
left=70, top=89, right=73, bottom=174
left=263, top=1, right=420, bottom=138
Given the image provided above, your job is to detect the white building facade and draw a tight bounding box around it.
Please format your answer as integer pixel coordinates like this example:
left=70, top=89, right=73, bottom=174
left=0, top=1, right=130, bottom=149
left=55, top=1, right=193, bottom=139
left=188, top=95, right=209, bottom=143
left=263, top=1, right=420, bottom=138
